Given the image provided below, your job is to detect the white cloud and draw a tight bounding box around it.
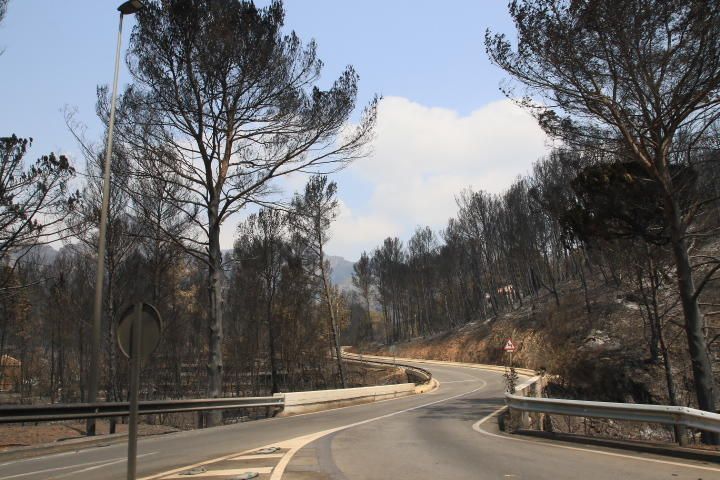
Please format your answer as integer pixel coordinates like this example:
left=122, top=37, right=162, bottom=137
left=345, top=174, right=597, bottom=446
left=218, top=96, right=549, bottom=261
left=327, top=96, right=549, bottom=261
left=326, top=200, right=399, bottom=257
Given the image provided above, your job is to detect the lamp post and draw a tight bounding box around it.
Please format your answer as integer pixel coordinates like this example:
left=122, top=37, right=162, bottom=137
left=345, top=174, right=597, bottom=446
left=86, top=0, right=144, bottom=437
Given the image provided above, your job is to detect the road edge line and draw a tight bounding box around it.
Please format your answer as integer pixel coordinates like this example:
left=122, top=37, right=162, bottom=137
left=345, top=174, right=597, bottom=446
left=471, top=409, right=720, bottom=473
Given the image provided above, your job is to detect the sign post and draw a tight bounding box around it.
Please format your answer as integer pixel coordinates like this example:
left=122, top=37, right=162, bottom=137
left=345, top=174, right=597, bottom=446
left=503, top=338, right=516, bottom=369
left=117, top=303, right=162, bottom=480
left=127, top=304, right=142, bottom=480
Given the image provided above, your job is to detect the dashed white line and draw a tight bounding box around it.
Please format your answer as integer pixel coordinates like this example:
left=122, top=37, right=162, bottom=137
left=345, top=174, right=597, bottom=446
left=0, top=458, right=122, bottom=480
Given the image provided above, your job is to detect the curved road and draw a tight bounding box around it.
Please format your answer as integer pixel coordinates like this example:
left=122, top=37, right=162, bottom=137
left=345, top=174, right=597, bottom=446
left=1, top=359, right=717, bottom=479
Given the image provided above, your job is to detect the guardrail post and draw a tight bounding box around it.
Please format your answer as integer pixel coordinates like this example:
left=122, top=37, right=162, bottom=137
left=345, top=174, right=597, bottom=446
left=519, top=386, right=531, bottom=429
left=535, top=376, right=544, bottom=431
left=674, top=414, right=688, bottom=446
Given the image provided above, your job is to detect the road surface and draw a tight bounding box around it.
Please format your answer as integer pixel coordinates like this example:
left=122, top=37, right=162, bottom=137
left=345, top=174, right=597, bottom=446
left=1, top=359, right=718, bottom=479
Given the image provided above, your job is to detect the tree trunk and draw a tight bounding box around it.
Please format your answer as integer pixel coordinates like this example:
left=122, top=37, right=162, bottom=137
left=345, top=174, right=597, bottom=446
left=266, top=295, right=279, bottom=395
left=365, top=294, right=373, bottom=341
left=636, top=266, right=660, bottom=364
left=206, top=210, right=225, bottom=427
left=658, top=328, right=687, bottom=446
left=572, top=253, right=591, bottom=316
left=319, top=253, right=346, bottom=388
left=664, top=192, right=718, bottom=444
left=543, top=252, right=561, bottom=307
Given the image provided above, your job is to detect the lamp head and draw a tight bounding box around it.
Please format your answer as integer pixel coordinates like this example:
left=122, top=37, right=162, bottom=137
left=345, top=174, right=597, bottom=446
left=118, top=0, right=144, bottom=15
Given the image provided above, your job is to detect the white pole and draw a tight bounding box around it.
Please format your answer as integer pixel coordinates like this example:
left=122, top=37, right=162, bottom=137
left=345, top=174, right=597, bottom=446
left=87, top=12, right=125, bottom=435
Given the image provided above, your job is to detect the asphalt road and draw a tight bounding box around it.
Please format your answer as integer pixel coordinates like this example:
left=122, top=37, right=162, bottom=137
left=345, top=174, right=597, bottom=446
left=1, top=360, right=718, bottom=480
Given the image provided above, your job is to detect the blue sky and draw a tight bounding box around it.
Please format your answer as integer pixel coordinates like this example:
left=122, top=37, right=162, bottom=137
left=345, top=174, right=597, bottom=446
left=0, top=1, right=549, bottom=260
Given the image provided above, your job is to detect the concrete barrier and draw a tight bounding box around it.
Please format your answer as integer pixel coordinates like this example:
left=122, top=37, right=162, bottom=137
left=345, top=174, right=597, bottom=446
left=415, top=378, right=439, bottom=394
left=275, top=383, right=417, bottom=416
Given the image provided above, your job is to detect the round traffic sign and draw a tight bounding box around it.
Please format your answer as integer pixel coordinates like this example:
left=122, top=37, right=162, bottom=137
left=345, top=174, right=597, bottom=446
left=117, top=303, right=162, bottom=361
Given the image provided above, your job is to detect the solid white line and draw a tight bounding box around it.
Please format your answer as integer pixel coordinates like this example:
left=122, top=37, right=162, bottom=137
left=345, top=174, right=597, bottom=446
left=472, top=409, right=720, bottom=473
left=474, top=405, right=508, bottom=426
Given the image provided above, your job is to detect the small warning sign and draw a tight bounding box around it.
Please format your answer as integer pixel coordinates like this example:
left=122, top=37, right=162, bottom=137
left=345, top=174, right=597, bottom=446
left=503, top=338, right=516, bottom=352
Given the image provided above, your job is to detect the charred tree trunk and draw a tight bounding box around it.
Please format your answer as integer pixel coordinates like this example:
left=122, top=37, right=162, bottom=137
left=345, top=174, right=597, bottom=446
left=266, top=293, right=279, bottom=395
left=206, top=205, right=224, bottom=427
left=658, top=327, right=687, bottom=445
left=664, top=191, right=717, bottom=444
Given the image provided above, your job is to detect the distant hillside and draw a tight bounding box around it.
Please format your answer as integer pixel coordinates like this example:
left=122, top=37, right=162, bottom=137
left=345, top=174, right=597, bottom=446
left=327, top=255, right=355, bottom=291
left=9, top=244, right=59, bottom=266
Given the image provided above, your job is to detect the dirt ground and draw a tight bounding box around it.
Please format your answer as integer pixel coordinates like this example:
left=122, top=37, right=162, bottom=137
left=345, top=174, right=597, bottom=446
left=0, top=420, right=179, bottom=451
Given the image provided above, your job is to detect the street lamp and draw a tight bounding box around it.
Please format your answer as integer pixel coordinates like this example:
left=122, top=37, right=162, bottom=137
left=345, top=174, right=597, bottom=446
left=86, top=0, right=144, bottom=437
left=118, top=0, right=144, bottom=15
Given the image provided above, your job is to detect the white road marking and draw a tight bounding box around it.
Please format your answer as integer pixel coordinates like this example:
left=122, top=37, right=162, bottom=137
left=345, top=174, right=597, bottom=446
left=47, top=458, right=127, bottom=479
left=0, top=448, right=100, bottom=469
left=47, top=453, right=157, bottom=480
left=472, top=408, right=720, bottom=473
left=230, top=453, right=285, bottom=460
left=139, top=451, right=242, bottom=480
left=0, top=458, right=122, bottom=480
left=164, top=467, right=273, bottom=478
left=439, top=380, right=481, bottom=384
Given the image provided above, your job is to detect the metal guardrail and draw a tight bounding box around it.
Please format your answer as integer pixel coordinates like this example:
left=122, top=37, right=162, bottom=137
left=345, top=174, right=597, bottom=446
left=1, top=354, right=435, bottom=425
left=505, top=393, right=720, bottom=434
left=345, top=351, right=537, bottom=378
left=342, top=353, right=433, bottom=385
left=0, top=354, right=429, bottom=424
left=0, top=396, right=284, bottom=424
